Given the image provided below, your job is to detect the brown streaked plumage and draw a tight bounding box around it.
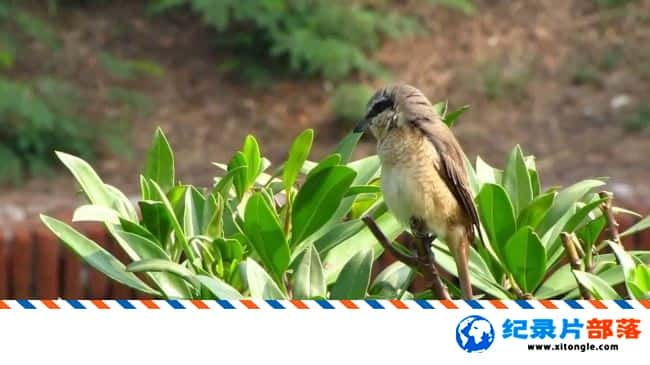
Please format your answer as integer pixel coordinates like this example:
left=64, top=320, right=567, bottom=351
left=355, top=84, right=481, bottom=299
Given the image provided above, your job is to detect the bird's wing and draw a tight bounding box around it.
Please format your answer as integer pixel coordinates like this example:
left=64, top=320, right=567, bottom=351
left=412, top=118, right=483, bottom=243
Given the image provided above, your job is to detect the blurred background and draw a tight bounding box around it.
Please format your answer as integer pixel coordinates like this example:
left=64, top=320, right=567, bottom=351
left=0, top=0, right=648, bottom=297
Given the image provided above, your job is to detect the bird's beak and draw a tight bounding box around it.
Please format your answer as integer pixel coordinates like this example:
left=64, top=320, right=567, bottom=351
left=354, top=118, right=369, bottom=133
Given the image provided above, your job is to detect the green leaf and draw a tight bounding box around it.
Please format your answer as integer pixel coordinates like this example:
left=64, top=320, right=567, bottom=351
left=334, top=132, right=362, bottom=164
left=291, top=166, right=357, bottom=245
left=345, top=185, right=381, bottom=197
left=195, top=275, right=243, bottom=299
left=504, top=227, right=546, bottom=293
left=242, top=193, right=290, bottom=284
left=148, top=180, right=194, bottom=261
left=443, top=105, right=469, bottom=127
left=226, top=152, right=248, bottom=199
left=370, top=262, right=413, bottom=297
left=242, top=135, right=262, bottom=188
left=291, top=245, right=326, bottom=299
left=312, top=219, right=366, bottom=254
left=105, top=184, right=138, bottom=221
left=606, top=240, right=637, bottom=298
left=537, top=179, right=605, bottom=236
left=476, top=183, right=516, bottom=259
left=475, top=156, right=502, bottom=186
left=183, top=187, right=220, bottom=238
left=304, top=154, right=342, bottom=178
left=576, top=215, right=606, bottom=249
left=503, top=145, right=533, bottom=214
left=432, top=101, right=448, bottom=117
left=213, top=165, right=246, bottom=198
left=517, top=191, right=555, bottom=229
left=40, top=215, right=160, bottom=296
left=111, top=228, right=190, bottom=298
left=56, top=152, right=119, bottom=212
left=72, top=204, right=121, bottom=225
left=543, top=198, right=606, bottom=265
left=242, top=258, right=286, bottom=299
left=118, top=218, right=159, bottom=244
left=283, top=129, right=313, bottom=190
left=213, top=237, right=244, bottom=262
left=329, top=248, right=373, bottom=299
left=572, top=270, right=621, bottom=299
left=139, top=201, right=173, bottom=245
left=140, top=175, right=151, bottom=200
left=144, top=128, right=175, bottom=193
left=633, top=264, right=650, bottom=292
left=621, top=216, right=650, bottom=237
left=127, top=258, right=198, bottom=288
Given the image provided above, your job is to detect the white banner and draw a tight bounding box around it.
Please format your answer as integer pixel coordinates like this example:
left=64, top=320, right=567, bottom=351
left=0, top=300, right=647, bottom=364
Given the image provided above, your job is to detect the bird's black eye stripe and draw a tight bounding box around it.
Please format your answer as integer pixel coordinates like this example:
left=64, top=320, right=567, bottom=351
left=366, top=98, right=393, bottom=119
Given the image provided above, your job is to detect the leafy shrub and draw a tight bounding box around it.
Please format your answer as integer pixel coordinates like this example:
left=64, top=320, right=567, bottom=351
left=149, top=0, right=419, bottom=80
left=42, top=116, right=650, bottom=299
left=331, top=83, right=374, bottom=126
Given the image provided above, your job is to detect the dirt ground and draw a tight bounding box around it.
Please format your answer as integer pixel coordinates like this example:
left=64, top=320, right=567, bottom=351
left=1, top=0, right=649, bottom=224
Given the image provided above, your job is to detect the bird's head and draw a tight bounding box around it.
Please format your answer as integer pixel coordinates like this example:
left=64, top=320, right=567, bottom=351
left=354, top=84, right=432, bottom=140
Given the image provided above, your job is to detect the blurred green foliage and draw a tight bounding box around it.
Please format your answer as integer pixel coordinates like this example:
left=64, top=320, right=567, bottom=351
left=149, top=0, right=420, bottom=80
left=0, top=1, right=137, bottom=185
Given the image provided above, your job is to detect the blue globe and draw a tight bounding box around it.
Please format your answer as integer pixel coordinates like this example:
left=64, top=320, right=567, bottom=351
left=455, top=315, right=495, bottom=353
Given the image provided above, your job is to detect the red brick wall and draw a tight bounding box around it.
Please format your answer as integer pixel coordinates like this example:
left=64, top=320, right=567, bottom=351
left=1, top=208, right=648, bottom=299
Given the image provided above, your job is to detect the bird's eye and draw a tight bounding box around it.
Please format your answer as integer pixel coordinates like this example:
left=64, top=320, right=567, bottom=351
left=365, top=98, right=393, bottom=120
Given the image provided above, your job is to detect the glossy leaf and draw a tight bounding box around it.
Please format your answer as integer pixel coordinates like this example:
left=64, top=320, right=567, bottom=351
left=476, top=183, right=516, bottom=259
left=41, top=215, right=160, bottom=295
left=139, top=200, right=173, bottom=245
left=334, top=132, right=361, bottom=164
left=195, top=275, right=243, bottom=299
left=183, top=186, right=221, bottom=238
left=72, top=204, right=121, bottom=225
left=291, top=166, right=356, bottom=245
left=226, top=152, right=248, bottom=199
left=475, top=156, right=502, bottom=186
left=537, top=179, right=604, bottom=236
left=443, top=104, right=469, bottom=127
left=517, top=191, right=555, bottom=229
left=323, top=212, right=401, bottom=283
left=126, top=258, right=198, bottom=289
left=329, top=248, right=373, bottom=299
left=305, top=153, right=342, bottom=179
left=242, top=193, right=290, bottom=284
left=572, top=270, right=620, bottom=299
left=291, top=245, right=326, bottom=299
left=56, top=152, right=123, bottom=214
left=504, top=227, right=546, bottom=293
left=242, top=135, right=262, bottom=188
left=606, top=240, right=637, bottom=298
left=503, top=145, right=533, bottom=214
left=283, top=129, right=313, bottom=190
left=144, top=127, right=175, bottom=193
left=432, top=101, right=448, bottom=117
left=242, top=258, right=286, bottom=299
left=370, top=262, right=413, bottom=297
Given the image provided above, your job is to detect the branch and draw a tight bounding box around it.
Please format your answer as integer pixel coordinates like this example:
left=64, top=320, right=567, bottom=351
left=361, top=216, right=450, bottom=300
left=561, top=232, right=592, bottom=300
left=598, top=191, right=622, bottom=246
left=361, top=216, right=418, bottom=267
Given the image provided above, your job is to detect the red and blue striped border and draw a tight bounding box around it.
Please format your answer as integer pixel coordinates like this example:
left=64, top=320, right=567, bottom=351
left=0, top=300, right=649, bottom=310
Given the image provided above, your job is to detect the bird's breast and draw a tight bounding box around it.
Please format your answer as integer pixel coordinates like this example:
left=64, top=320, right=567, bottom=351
left=378, top=131, right=460, bottom=238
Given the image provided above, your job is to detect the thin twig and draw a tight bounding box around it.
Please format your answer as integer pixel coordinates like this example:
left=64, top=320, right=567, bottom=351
left=598, top=191, right=622, bottom=246
left=361, top=216, right=451, bottom=300
left=561, top=232, right=592, bottom=300
left=361, top=216, right=418, bottom=267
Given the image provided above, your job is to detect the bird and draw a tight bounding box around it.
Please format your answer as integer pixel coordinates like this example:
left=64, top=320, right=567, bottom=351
left=354, top=84, right=482, bottom=299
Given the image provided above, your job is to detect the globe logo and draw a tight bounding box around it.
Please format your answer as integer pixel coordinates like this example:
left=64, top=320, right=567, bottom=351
left=455, top=315, right=495, bottom=353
